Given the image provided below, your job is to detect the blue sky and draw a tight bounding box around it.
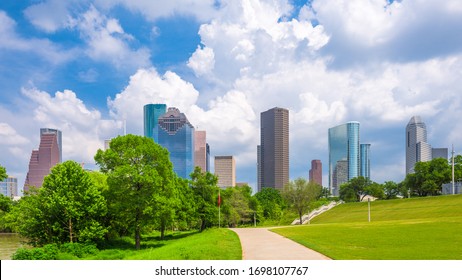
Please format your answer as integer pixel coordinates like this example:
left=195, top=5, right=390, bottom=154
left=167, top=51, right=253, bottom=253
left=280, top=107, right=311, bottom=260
left=1, top=0, right=462, bottom=194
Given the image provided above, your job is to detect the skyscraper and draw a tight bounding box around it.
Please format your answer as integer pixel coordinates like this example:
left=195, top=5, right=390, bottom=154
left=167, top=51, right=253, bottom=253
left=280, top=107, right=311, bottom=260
left=309, top=159, right=322, bottom=186
left=194, top=131, right=209, bottom=172
left=214, top=156, right=236, bottom=188
left=0, top=177, right=18, bottom=198
left=360, top=144, right=371, bottom=180
left=24, top=129, right=61, bottom=192
left=157, top=107, right=195, bottom=179
left=406, top=116, right=432, bottom=174
left=258, top=107, right=289, bottom=191
left=328, top=122, right=360, bottom=196
left=40, top=128, right=62, bottom=162
left=144, top=104, right=167, bottom=142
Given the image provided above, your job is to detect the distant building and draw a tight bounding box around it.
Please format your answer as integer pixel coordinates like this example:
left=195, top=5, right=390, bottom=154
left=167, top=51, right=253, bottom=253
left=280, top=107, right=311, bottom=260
left=104, top=139, right=111, bottom=150
left=194, top=131, right=209, bottom=172
left=432, top=148, right=448, bottom=160
left=309, top=160, right=322, bottom=186
left=406, top=116, right=448, bottom=174
left=215, top=156, right=236, bottom=188
left=0, top=177, right=18, bottom=198
left=328, top=122, right=360, bottom=196
left=144, top=104, right=167, bottom=142
left=360, top=144, right=371, bottom=180
left=442, top=182, right=462, bottom=195
left=158, top=107, right=195, bottom=179
left=41, top=128, right=62, bottom=162
left=258, top=107, right=289, bottom=192
left=24, top=129, right=61, bottom=192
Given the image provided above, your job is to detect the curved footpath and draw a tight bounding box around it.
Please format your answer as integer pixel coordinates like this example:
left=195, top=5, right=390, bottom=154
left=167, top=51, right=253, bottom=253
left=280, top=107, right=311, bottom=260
left=230, top=228, right=331, bottom=260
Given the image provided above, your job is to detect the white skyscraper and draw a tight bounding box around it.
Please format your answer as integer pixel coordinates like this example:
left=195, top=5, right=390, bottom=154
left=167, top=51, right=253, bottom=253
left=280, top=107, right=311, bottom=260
left=406, top=116, right=432, bottom=174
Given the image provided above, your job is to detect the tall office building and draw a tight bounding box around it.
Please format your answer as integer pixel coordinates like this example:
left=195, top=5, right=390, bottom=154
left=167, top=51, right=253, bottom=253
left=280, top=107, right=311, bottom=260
left=360, top=144, right=371, bottom=180
left=158, top=107, right=195, bottom=179
left=0, top=177, right=18, bottom=198
left=258, top=107, right=289, bottom=191
left=24, top=129, right=61, bottom=192
left=215, top=156, right=236, bottom=188
left=432, top=148, right=448, bottom=160
left=328, top=122, right=360, bottom=196
left=194, top=131, right=209, bottom=172
left=309, top=160, right=322, bottom=186
left=40, top=128, right=62, bottom=162
left=406, top=116, right=432, bottom=174
left=144, top=104, right=167, bottom=142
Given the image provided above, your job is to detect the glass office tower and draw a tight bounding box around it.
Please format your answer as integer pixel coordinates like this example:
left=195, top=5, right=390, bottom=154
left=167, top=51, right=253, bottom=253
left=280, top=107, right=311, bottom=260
left=144, top=104, right=167, bottom=142
left=158, top=107, right=195, bottom=179
left=360, top=143, right=371, bottom=180
left=328, top=122, right=360, bottom=196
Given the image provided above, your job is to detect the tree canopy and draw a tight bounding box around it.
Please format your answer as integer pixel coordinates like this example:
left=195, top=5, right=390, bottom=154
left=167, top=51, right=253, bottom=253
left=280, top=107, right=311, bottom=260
left=282, top=178, right=321, bottom=225
left=403, top=157, right=451, bottom=197
left=0, top=165, right=7, bottom=182
left=94, top=134, right=176, bottom=249
left=189, top=166, right=219, bottom=231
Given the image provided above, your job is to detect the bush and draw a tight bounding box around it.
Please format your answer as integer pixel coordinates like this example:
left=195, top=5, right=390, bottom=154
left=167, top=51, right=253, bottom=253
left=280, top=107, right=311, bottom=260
left=60, top=243, right=98, bottom=258
left=12, top=244, right=59, bottom=260
left=12, top=248, right=33, bottom=260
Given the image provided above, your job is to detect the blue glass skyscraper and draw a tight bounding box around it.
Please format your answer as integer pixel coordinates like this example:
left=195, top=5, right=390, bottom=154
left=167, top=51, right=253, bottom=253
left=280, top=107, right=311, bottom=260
left=360, top=143, right=371, bottom=180
left=328, top=121, right=360, bottom=196
left=144, top=104, right=167, bottom=142
left=157, top=107, right=195, bottom=179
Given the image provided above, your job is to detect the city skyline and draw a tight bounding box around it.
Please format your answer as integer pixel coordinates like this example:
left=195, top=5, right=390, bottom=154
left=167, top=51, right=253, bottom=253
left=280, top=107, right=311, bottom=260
left=1, top=1, right=462, bottom=194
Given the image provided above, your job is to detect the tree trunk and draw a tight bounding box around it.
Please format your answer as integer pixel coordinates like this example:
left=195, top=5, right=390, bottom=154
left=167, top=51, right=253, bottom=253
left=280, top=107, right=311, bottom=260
left=200, top=219, right=206, bottom=232
left=299, top=211, right=303, bottom=225
left=160, top=219, right=165, bottom=240
left=69, top=218, right=73, bottom=243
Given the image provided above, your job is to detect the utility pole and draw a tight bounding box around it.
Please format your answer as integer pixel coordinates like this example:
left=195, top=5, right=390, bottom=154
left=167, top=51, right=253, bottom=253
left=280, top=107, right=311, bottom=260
left=452, top=144, right=455, bottom=195
left=368, top=198, right=371, bottom=223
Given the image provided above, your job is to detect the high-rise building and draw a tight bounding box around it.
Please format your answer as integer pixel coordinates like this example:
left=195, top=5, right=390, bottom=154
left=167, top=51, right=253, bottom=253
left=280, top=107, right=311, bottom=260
left=24, top=129, right=61, bottom=192
left=214, top=156, right=236, bottom=188
left=158, top=107, right=195, bottom=179
left=144, top=104, right=167, bottom=142
left=328, top=122, right=360, bottom=196
left=206, top=143, right=210, bottom=173
left=0, top=177, right=18, bottom=198
left=360, top=144, right=371, bottom=180
left=258, top=107, right=289, bottom=191
left=406, top=116, right=432, bottom=174
left=40, top=128, right=62, bottom=162
left=194, top=131, right=209, bottom=172
left=432, top=148, right=448, bottom=160
left=309, top=160, right=322, bottom=186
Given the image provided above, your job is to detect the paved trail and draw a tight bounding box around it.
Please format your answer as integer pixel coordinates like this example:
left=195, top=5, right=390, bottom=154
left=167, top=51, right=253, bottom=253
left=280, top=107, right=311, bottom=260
left=230, top=228, right=331, bottom=260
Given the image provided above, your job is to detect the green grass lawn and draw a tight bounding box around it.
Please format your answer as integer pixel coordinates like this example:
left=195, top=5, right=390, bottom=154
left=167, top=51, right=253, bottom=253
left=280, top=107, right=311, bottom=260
left=271, top=195, right=462, bottom=260
left=82, top=228, right=241, bottom=260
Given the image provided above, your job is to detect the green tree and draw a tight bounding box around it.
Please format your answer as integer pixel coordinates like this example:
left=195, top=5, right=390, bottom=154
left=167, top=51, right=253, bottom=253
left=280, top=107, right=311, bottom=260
left=339, top=176, right=382, bottom=202
left=94, top=135, right=176, bottom=249
left=282, top=178, right=321, bottom=225
left=255, top=187, right=284, bottom=220
left=220, top=185, right=258, bottom=227
left=404, top=158, right=451, bottom=197
left=10, top=161, right=107, bottom=245
left=0, top=194, right=14, bottom=232
left=189, top=166, right=219, bottom=231
left=0, top=165, right=6, bottom=181
left=382, top=181, right=400, bottom=199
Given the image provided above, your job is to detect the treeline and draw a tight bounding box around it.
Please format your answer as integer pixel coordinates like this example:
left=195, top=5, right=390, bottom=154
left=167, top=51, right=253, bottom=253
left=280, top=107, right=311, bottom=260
left=0, top=135, right=330, bottom=253
left=339, top=156, right=462, bottom=202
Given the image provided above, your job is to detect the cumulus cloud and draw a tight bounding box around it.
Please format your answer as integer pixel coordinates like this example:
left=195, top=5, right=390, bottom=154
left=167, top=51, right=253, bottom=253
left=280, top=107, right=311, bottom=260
left=21, top=87, right=119, bottom=164
left=0, top=123, right=29, bottom=146
left=23, top=0, right=72, bottom=33
left=187, top=46, right=215, bottom=76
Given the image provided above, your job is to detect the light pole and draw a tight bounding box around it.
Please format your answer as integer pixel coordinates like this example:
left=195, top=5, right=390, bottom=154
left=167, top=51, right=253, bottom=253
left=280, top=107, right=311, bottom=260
left=368, top=198, right=371, bottom=223
left=452, top=144, right=455, bottom=195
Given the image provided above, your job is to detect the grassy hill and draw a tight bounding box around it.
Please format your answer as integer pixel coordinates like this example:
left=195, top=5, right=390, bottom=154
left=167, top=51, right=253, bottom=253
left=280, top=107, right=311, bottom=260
left=271, top=195, right=462, bottom=260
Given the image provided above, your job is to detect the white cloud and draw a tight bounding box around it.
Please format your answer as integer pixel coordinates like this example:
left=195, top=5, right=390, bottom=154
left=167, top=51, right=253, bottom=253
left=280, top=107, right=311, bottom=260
left=0, top=123, right=29, bottom=145
left=188, top=46, right=215, bottom=76
left=23, top=0, right=71, bottom=33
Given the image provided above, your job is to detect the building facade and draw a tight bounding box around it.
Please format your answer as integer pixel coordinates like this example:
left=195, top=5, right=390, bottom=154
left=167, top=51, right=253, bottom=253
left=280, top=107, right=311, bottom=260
left=258, top=107, right=289, bottom=191
left=24, top=129, right=61, bottom=192
left=360, top=143, right=371, bottom=180
left=194, top=131, right=209, bottom=172
left=144, top=104, right=167, bottom=142
left=214, top=156, right=236, bottom=188
left=157, top=107, right=195, bottom=179
left=0, top=177, right=18, bottom=198
left=40, top=128, right=62, bottom=162
left=309, top=159, right=322, bottom=186
left=328, top=122, right=360, bottom=196
left=406, top=116, right=432, bottom=174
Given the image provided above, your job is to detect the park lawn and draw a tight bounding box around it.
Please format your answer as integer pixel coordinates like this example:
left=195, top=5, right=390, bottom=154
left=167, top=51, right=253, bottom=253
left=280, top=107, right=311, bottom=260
left=271, top=195, right=462, bottom=260
left=84, top=228, right=241, bottom=260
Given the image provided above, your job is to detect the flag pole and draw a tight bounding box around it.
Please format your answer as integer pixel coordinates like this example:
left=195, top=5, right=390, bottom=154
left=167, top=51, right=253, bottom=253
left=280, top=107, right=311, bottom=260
left=218, top=189, right=221, bottom=228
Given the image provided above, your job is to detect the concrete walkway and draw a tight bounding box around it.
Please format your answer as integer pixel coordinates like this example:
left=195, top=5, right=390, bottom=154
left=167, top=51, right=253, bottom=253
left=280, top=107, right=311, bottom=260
left=230, top=228, right=331, bottom=260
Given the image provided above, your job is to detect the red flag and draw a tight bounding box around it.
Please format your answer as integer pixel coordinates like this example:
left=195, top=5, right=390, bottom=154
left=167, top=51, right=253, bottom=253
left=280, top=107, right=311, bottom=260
left=218, top=191, right=221, bottom=207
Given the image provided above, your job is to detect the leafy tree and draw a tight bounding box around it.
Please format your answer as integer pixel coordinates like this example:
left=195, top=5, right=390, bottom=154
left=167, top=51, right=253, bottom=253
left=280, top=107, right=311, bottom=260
left=0, top=165, right=6, bottom=181
left=189, top=166, right=219, bottom=231
left=94, top=135, right=176, bottom=249
left=404, top=158, right=451, bottom=197
left=0, top=194, right=14, bottom=232
left=382, top=181, right=400, bottom=199
left=282, top=178, right=321, bottom=225
left=10, top=161, right=107, bottom=245
left=172, top=176, right=198, bottom=230
left=339, top=176, right=384, bottom=202
left=220, top=185, right=258, bottom=227
left=255, top=187, right=284, bottom=220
